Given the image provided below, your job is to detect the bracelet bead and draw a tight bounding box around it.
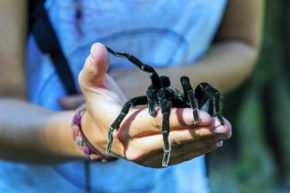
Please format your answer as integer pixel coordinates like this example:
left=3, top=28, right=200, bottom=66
left=72, top=105, right=117, bottom=162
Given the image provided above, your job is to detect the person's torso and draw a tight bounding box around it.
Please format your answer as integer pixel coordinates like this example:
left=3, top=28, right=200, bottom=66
left=0, top=1, right=227, bottom=193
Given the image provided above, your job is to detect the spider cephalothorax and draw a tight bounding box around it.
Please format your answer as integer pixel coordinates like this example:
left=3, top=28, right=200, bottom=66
left=105, top=47, right=224, bottom=167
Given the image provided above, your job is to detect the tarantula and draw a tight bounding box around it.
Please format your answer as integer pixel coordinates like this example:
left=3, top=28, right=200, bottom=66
left=105, top=47, right=224, bottom=167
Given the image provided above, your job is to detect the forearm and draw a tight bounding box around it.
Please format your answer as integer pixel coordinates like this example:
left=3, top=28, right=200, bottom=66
left=164, top=40, right=259, bottom=93
left=0, top=98, right=85, bottom=163
left=112, top=40, right=259, bottom=98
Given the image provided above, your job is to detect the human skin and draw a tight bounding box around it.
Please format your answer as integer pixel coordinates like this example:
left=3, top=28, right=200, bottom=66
left=0, top=40, right=231, bottom=167
left=0, top=0, right=262, bottom=166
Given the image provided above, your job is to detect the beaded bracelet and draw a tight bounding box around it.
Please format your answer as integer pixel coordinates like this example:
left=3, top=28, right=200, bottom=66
left=72, top=105, right=117, bottom=162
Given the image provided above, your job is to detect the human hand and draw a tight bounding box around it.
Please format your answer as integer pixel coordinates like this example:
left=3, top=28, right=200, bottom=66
left=78, top=43, right=232, bottom=168
left=110, top=68, right=149, bottom=99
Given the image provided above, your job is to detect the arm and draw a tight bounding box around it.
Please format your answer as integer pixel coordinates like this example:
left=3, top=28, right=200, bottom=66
left=0, top=0, right=86, bottom=162
left=0, top=100, right=85, bottom=163
left=111, top=0, right=264, bottom=98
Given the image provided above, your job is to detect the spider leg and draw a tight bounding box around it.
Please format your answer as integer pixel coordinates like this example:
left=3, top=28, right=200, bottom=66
left=157, top=88, right=172, bottom=167
left=106, top=96, right=148, bottom=155
left=195, top=83, right=224, bottom=125
left=106, top=46, right=162, bottom=89
left=180, top=76, right=200, bottom=124
left=106, top=46, right=156, bottom=74
left=147, top=87, right=157, bottom=117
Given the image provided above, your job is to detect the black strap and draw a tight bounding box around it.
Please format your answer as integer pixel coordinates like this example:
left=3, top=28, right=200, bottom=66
left=29, top=0, right=78, bottom=95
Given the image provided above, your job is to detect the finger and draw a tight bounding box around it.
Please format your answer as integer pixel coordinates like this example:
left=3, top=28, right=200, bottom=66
left=119, top=115, right=231, bottom=162
left=78, top=43, right=125, bottom=106
left=170, top=134, right=225, bottom=157
left=117, top=108, right=212, bottom=138
left=132, top=137, right=223, bottom=167
left=58, top=95, right=85, bottom=110
left=78, top=43, right=109, bottom=91
left=209, top=117, right=232, bottom=139
left=171, top=134, right=224, bottom=153
left=152, top=108, right=213, bottom=130
left=122, top=126, right=220, bottom=161
left=168, top=142, right=222, bottom=166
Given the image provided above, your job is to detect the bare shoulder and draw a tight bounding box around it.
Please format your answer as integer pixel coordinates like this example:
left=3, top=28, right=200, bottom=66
left=216, top=0, right=264, bottom=47
left=0, top=0, right=27, bottom=97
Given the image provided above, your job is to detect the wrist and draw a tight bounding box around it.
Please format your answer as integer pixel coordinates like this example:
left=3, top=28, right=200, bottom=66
left=73, top=105, right=117, bottom=161
left=81, top=108, right=107, bottom=153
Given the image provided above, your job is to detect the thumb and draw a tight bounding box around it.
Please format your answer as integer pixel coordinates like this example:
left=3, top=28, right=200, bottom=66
left=79, top=43, right=109, bottom=91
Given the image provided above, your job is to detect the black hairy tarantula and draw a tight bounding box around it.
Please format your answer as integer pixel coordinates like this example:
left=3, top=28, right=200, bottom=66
left=105, top=47, right=224, bottom=167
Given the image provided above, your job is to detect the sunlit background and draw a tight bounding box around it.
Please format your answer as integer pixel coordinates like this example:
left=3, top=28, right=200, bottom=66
left=209, top=1, right=290, bottom=193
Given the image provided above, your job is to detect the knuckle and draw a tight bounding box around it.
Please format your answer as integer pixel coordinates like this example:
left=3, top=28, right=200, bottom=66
left=190, top=127, right=213, bottom=139
left=169, top=133, right=181, bottom=146
left=150, top=116, right=162, bottom=131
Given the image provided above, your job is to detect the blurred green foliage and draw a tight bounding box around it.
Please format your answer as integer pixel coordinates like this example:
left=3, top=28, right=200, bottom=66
left=209, top=1, right=290, bottom=193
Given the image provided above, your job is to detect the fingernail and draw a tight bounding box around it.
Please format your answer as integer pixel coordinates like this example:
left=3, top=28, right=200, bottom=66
left=89, top=54, right=95, bottom=63
left=214, top=126, right=226, bottom=134
left=85, top=55, right=96, bottom=75
left=216, top=141, right=223, bottom=147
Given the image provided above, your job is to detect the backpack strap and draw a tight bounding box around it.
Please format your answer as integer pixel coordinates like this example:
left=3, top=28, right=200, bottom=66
left=29, top=0, right=78, bottom=95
